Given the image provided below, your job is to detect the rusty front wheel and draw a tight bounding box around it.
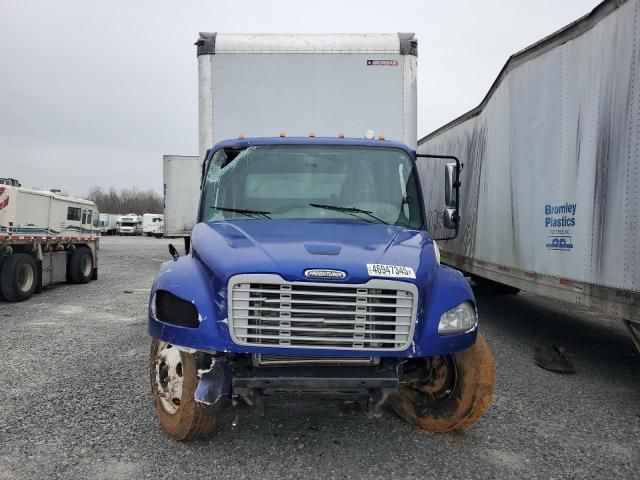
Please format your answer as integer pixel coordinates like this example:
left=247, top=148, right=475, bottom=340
left=386, top=333, right=495, bottom=432
left=150, top=338, right=217, bottom=441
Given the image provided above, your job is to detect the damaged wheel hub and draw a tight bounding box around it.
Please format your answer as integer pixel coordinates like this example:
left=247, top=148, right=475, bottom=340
left=403, top=355, right=458, bottom=405
left=155, top=342, right=184, bottom=414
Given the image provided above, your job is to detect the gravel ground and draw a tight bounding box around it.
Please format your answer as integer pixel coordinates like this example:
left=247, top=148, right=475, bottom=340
left=0, top=236, right=638, bottom=479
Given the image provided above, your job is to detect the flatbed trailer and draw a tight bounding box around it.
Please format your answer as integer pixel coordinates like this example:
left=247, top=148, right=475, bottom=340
left=0, top=183, right=99, bottom=301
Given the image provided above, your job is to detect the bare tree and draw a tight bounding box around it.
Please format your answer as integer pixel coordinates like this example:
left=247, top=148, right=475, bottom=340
left=86, top=186, right=163, bottom=214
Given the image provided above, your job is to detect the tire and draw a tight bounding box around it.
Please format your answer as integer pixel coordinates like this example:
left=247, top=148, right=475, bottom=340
left=69, top=246, right=93, bottom=284
left=386, top=333, right=495, bottom=433
left=150, top=338, right=217, bottom=441
left=0, top=253, right=38, bottom=302
left=0, top=258, right=5, bottom=301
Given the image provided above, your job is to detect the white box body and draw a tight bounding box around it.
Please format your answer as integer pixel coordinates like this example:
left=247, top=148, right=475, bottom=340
left=163, top=155, right=200, bottom=237
left=164, top=33, right=418, bottom=237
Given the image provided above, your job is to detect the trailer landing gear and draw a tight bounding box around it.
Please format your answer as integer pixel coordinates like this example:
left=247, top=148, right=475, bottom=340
left=386, top=333, right=495, bottom=433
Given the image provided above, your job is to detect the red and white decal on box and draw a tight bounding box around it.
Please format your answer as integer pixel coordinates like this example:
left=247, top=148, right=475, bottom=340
left=0, top=187, right=9, bottom=211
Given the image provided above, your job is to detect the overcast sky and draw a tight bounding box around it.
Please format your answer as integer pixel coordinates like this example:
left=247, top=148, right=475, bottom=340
left=0, top=0, right=601, bottom=196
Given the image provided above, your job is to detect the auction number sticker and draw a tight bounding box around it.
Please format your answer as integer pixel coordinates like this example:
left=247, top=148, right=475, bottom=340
left=367, top=264, right=415, bottom=279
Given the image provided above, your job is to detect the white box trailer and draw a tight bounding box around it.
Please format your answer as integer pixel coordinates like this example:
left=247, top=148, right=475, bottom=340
left=417, top=0, right=640, bottom=348
left=163, top=155, right=199, bottom=237
left=0, top=183, right=100, bottom=302
left=164, top=32, right=418, bottom=237
left=142, top=213, right=164, bottom=237
left=99, top=213, right=118, bottom=235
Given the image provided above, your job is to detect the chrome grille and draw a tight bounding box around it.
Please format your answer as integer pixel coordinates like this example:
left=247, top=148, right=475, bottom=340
left=228, top=274, right=417, bottom=351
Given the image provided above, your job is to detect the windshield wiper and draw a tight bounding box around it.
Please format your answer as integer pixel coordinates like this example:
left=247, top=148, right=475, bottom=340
left=211, top=206, right=271, bottom=219
left=309, top=203, right=388, bottom=225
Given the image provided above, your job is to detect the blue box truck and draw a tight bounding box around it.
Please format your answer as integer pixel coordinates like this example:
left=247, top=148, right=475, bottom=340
left=150, top=33, right=495, bottom=440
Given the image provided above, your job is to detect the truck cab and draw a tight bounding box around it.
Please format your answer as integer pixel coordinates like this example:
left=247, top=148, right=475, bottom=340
left=148, top=137, right=495, bottom=440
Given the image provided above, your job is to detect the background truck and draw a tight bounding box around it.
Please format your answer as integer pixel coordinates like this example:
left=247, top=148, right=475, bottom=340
left=163, top=155, right=199, bottom=237
left=142, top=213, right=164, bottom=237
left=417, top=0, right=640, bottom=351
left=99, top=213, right=119, bottom=235
left=0, top=181, right=99, bottom=302
left=117, top=214, right=142, bottom=235
left=150, top=33, right=495, bottom=441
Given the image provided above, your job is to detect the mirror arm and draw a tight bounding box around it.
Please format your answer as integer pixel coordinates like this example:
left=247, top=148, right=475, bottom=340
left=415, top=153, right=462, bottom=241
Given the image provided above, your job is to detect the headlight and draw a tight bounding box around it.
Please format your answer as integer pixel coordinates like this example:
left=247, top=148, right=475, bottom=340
left=438, top=302, right=477, bottom=335
left=433, top=241, right=441, bottom=265
left=152, top=290, right=199, bottom=328
left=150, top=291, right=157, bottom=318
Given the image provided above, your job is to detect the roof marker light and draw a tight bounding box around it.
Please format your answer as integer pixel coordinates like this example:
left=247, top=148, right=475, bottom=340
left=378, top=134, right=385, bottom=140
left=338, top=133, right=345, bottom=138
left=279, top=132, right=286, bottom=137
left=238, top=133, right=245, bottom=139
left=309, top=132, right=316, bottom=137
left=364, top=129, right=375, bottom=140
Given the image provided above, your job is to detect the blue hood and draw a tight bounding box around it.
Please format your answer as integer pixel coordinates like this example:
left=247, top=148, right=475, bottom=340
left=150, top=218, right=477, bottom=357
left=191, top=219, right=437, bottom=285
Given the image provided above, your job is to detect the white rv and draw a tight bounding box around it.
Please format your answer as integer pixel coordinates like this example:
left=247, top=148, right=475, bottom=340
left=0, top=180, right=100, bottom=302
left=142, top=213, right=163, bottom=237
left=117, top=214, right=142, bottom=235
left=99, top=213, right=118, bottom=235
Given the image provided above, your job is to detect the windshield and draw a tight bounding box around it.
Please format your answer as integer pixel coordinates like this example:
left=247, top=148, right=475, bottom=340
left=200, top=145, right=423, bottom=228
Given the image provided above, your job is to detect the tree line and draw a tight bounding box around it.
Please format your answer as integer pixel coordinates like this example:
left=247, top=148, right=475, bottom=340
left=86, top=186, right=163, bottom=214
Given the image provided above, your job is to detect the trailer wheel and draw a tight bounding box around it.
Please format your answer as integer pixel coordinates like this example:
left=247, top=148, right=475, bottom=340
left=150, top=338, right=217, bottom=441
left=386, top=333, right=495, bottom=433
left=69, top=246, right=93, bottom=284
left=0, top=253, right=38, bottom=302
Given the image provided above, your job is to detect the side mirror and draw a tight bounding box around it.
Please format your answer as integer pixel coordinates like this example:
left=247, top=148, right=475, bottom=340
left=415, top=152, right=462, bottom=241
left=168, top=243, right=179, bottom=260
left=443, top=208, right=458, bottom=230
left=444, top=162, right=456, bottom=207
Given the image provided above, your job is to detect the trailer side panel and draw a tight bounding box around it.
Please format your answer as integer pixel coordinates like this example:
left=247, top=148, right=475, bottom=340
left=418, top=0, right=640, bottom=320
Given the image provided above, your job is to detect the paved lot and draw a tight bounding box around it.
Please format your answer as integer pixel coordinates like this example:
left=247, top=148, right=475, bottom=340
left=1, top=236, right=638, bottom=479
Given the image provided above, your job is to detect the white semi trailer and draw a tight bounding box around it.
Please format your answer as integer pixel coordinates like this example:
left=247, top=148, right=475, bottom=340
left=417, top=0, right=640, bottom=350
left=0, top=180, right=100, bottom=302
